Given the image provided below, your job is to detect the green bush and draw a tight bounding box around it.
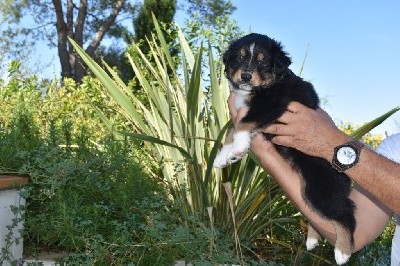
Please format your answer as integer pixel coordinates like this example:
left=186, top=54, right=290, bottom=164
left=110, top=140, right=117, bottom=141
left=0, top=63, right=253, bottom=265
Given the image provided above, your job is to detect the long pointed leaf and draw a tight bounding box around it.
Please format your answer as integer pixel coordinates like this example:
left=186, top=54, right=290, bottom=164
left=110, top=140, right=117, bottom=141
left=351, top=106, right=400, bottom=139
left=69, top=38, right=148, bottom=133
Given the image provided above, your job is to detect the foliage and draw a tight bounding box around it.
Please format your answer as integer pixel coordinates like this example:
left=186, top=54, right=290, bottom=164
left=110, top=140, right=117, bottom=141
left=121, top=5, right=180, bottom=84
left=0, top=61, right=127, bottom=149
left=184, top=0, right=237, bottom=26
left=0, top=65, right=246, bottom=264
left=0, top=0, right=237, bottom=81
left=123, top=1, right=241, bottom=92
left=134, top=0, right=177, bottom=55
left=340, top=122, right=383, bottom=148
left=0, top=0, right=137, bottom=81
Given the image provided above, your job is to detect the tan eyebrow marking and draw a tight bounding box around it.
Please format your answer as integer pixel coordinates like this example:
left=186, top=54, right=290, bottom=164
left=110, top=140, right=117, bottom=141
left=240, top=48, right=246, bottom=57
left=257, top=53, right=265, bottom=61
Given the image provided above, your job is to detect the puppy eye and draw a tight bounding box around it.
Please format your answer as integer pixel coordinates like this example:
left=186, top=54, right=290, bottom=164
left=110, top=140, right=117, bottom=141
left=236, top=55, right=244, bottom=62
left=257, top=60, right=266, bottom=66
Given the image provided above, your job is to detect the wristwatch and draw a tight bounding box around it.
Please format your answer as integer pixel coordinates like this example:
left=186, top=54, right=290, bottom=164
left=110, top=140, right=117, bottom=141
left=331, top=140, right=364, bottom=173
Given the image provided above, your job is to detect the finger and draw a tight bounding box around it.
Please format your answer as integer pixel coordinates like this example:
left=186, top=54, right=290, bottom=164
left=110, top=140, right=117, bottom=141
left=262, top=123, right=293, bottom=136
left=251, top=133, right=276, bottom=153
left=235, top=106, right=249, bottom=123
left=227, top=92, right=237, bottom=119
left=270, top=135, right=294, bottom=148
left=275, top=110, right=296, bottom=124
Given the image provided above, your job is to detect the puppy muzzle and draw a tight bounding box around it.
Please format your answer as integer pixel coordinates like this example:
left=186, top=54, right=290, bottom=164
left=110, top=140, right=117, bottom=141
left=241, top=71, right=252, bottom=82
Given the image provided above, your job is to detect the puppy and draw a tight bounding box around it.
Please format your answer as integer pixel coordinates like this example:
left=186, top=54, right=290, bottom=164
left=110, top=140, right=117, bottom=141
left=214, top=33, right=356, bottom=265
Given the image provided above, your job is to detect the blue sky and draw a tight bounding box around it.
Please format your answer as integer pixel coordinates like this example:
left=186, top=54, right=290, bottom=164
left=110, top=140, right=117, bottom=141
left=31, top=0, right=400, bottom=136
left=227, top=0, right=400, bottom=136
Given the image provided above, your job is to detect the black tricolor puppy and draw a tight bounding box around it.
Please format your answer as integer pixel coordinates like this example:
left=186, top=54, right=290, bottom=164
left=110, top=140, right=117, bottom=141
left=214, top=33, right=357, bottom=265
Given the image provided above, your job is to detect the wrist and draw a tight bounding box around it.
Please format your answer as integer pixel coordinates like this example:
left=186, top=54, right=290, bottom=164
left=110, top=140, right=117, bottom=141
left=322, top=132, right=353, bottom=162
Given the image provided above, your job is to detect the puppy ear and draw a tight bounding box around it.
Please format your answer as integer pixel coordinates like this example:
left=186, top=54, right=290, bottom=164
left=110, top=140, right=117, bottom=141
left=272, top=41, right=292, bottom=69
left=223, top=49, right=230, bottom=66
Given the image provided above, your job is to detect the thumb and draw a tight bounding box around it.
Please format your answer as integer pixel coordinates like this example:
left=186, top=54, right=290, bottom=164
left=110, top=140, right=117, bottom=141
left=235, top=106, right=249, bottom=124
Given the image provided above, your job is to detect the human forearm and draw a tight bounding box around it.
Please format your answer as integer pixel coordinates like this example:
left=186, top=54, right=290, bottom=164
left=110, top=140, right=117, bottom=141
left=345, top=146, right=400, bottom=214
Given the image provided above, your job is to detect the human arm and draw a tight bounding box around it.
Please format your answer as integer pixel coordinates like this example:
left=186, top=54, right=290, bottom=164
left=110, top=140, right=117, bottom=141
left=228, top=92, right=392, bottom=251
left=250, top=133, right=391, bottom=251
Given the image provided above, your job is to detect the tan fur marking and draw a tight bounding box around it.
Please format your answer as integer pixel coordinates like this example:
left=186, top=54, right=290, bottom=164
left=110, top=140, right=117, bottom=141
left=250, top=71, right=262, bottom=86
left=332, top=221, right=353, bottom=255
left=223, top=127, right=235, bottom=145
left=307, top=224, right=321, bottom=242
left=240, top=48, right=246, bottom=57
left=260, top=73, right=276, bottom=87
left=232, top=69, right=242, bottom=84
left=234, top=122, right=257, bottom=133
left=257, top=53, right=265, bottom=61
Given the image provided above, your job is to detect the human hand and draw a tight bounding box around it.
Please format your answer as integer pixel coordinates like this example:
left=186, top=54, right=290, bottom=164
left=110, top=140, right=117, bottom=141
left=262, top=102, right=351, bottom=160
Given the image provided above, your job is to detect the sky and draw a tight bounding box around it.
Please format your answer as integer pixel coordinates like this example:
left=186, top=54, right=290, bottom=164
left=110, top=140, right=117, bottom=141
left=227, top=0, right=400, bottom=136
left=29, top=0, right=400, bottom=136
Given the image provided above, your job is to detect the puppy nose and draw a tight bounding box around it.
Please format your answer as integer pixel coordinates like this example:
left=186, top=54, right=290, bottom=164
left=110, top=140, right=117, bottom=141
left=241, top=71, right=252, bottom=82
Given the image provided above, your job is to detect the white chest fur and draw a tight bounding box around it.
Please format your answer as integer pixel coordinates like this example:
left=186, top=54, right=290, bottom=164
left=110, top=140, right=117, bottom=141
left=234, top=91, right=249, bottom=110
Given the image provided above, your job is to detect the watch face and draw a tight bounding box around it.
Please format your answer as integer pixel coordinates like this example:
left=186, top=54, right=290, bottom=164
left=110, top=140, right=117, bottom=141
left=337, top=146, right=357, bottom=165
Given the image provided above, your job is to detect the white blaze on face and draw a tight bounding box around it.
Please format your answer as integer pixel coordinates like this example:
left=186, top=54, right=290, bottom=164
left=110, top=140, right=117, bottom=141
left=248, top=43, right=255, bottom=67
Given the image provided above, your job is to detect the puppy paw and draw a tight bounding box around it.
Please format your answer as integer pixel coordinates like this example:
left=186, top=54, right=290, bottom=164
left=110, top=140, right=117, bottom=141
left=226, top=131, right=251, bottom=162
left=334, top=248, right=350, bottom=265
left=306, top=237, right=319, bottom=251
left=214, top=144, right=233, bottom=168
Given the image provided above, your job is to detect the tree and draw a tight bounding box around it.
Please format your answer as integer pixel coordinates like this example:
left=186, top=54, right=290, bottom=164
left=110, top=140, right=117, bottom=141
left=185, top=0, right=236, bottom=26
left=122, top=0, right=236, bottom=83
left=0, top=0, right=236, bottom=82
left=113, top=0, right=177, bottom=83
left=133, top=0, right=177, bottom=55
left=0, top=0, right=136, bottom=82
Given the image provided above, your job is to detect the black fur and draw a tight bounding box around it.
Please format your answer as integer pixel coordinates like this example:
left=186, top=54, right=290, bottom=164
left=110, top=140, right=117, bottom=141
left=223, top=33, right=356, bottom=244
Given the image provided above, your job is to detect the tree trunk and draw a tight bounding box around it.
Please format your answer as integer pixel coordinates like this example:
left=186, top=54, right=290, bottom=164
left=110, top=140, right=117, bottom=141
left=71, top=0, right=88, bottom=82
left=52, top=0, right=125, bottom=83
left=52, top=0, right=73, bottom=79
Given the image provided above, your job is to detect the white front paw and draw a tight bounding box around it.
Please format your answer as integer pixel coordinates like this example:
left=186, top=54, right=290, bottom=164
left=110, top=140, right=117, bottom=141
left=214, top=144, right=233, bottom=168
left=306, top=237, right=319, bottom=250
left=334, top=248, right=350, bottom=265
left=226, top=131, right=251, bottom=162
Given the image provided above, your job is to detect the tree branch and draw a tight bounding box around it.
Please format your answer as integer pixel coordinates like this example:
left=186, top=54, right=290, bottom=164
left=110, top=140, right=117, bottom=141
left=85, top=0, right=125, bottom=56
left=74, top=0, right=87, bottom=46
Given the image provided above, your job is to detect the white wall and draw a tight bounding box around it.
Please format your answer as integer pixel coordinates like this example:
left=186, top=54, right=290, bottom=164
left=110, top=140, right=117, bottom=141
left=0, top=189, right=25, bottom=265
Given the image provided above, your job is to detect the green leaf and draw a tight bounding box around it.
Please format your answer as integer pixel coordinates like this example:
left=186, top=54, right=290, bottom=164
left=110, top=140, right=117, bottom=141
left=120, top=131, right=192, bottom=160
left=68, top=38, right=149, bottom=134
left=204, top=120, right=232, bottom=186
left=351, top=106, right=400, bottom=139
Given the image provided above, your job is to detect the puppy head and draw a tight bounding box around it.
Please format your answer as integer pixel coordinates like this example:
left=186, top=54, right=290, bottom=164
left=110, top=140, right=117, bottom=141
left=223, top=33, right=291, bottom=92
